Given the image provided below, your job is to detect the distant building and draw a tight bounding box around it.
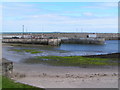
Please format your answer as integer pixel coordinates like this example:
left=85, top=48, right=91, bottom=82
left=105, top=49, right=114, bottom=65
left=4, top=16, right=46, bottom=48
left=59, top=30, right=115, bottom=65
left=58, top=37, right=68, bottom=39
left=87, top=34, right=97, bottom=38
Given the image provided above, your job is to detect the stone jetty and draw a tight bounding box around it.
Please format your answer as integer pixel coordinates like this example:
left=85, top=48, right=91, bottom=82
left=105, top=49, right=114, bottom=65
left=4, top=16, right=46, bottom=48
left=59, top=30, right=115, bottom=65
left=2, top=32, right=119, bottom=45
left=2, top=38, right=61, bottom=46
left=61, top=38, right=105, bottom=44
left=2, top=38, right=105, bottom=45
left=2, top=33, right=119, bottom=40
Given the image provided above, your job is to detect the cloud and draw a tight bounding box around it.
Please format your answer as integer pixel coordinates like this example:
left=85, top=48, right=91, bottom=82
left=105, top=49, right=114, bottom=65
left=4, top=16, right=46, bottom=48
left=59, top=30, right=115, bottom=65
left=3, top=2, right=40, bottom=17
left=2, top=2, right=118, bottom=33
left=0, top=4, right=2, bottom=8
left=0, top=4, right=2, bottom=32
left=83, top=2, right=118, bottom=10
left=3, top=12, right=117, bottom=33
left=82, top=12, right=93, bottom=16
left=101, top=2, right=118, bottom=7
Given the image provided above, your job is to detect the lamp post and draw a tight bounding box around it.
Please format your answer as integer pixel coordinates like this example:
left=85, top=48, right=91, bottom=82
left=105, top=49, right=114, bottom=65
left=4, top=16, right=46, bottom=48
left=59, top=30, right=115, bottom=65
left=22, top=25, right=24, bottom=38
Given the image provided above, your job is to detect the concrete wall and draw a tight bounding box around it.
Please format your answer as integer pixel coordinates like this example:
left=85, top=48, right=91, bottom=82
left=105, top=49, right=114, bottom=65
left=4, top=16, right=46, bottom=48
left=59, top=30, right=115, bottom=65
left=3, top=33, right=119, bottom=40
left=2, top=38, right=61, bottom=46
left=2, top=59, right=13, bottom=78
left=62, top=38, right=105, bottom=44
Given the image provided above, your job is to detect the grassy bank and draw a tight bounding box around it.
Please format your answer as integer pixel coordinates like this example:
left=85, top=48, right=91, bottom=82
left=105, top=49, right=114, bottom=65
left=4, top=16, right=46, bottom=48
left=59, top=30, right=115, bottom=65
left=24, top=56, right=118, bottom=67
left=9, top=49, right=43, bottom=54
left=0, top=76, right=1, bottom=89
left=2, top=76, right=43, bottom=89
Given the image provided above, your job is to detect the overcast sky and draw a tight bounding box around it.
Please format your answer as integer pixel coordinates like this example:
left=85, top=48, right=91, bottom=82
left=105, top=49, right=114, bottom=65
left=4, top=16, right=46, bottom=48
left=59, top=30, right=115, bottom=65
left=2, top=2, right=118, bottom=33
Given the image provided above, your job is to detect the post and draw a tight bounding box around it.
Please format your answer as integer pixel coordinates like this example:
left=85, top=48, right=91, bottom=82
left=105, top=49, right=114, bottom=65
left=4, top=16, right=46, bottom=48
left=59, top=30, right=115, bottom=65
left=22, top=25, right=24, bottom=39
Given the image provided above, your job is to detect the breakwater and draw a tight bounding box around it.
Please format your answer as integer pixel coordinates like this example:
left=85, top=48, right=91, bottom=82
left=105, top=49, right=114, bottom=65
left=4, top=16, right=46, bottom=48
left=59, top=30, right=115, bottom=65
left=61, top=38, right=105, bottom=44
left=2, top=37, right=105, bottom=45
left=2, top=38, right=61, bottom=46
left=2, top=33, right=119, bottom=45
left=2, top=33, right=120, bottom=40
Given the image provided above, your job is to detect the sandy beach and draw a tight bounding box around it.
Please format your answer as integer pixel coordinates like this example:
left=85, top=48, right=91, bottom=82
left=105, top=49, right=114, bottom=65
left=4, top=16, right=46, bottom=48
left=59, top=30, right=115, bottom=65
left=12, top=63, right=118, bottom=88
left=2, top=44, right=119, bottom=88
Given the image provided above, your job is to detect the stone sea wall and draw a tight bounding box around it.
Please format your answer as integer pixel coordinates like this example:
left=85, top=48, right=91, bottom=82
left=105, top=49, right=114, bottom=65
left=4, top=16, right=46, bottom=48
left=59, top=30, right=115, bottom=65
left=2, top=59, right=13, bottom=78
left=2, top=38, right=61, bottom=46
left=3, top=33, right=120, bottom=40
left=61, top=38, right=105, bottom=44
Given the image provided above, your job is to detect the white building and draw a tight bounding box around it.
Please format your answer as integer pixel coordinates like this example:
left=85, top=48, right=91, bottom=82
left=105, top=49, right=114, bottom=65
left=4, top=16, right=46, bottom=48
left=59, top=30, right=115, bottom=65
left=87, top=34, right=97, bottom=38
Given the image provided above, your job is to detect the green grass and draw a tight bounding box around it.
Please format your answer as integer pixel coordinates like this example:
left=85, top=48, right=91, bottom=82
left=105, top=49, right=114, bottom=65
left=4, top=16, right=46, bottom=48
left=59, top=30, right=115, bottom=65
left=23, top=56, right=118, bottom=67
left=10, top=43, right=44, bottom=47
left=8, top=43, right=70, bottom=53
left=9, top=49, right=43, bottom=54
left=2, top=76, right=44, bottom=89
left=0, top=75, right=2, bottom=89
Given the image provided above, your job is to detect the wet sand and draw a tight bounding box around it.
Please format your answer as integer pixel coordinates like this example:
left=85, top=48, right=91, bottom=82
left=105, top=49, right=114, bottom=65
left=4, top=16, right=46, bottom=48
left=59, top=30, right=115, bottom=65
left=13, top=63, right=118, bottom=88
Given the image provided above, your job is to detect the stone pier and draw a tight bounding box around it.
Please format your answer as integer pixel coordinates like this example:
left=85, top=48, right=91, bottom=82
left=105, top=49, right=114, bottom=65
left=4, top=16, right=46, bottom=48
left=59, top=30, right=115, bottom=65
left=2, top=38, right=61, bottom=46
left=61, top=38, right=105, bottom=44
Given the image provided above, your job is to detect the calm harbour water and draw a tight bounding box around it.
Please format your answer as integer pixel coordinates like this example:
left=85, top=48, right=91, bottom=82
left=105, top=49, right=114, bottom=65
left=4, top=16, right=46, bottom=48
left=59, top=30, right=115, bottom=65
left=2, top=40, right=119, bottom=62
left=58, top=40, right=119, bottom=54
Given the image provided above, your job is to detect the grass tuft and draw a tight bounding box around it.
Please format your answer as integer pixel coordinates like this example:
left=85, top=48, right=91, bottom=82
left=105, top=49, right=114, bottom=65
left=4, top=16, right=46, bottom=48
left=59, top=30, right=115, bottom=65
left=9, top=49, right=43, bottom=54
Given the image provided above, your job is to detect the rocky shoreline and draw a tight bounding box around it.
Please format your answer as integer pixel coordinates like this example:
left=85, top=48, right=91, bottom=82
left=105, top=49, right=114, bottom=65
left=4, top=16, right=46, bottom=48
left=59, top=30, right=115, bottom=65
left=84, top=53, right=120, bottom=58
